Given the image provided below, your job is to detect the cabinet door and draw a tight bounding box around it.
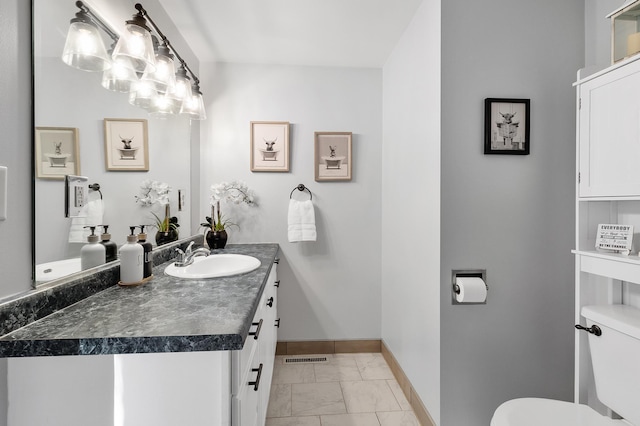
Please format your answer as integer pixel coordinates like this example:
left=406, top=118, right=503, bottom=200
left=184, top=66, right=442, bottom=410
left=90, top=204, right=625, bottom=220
left=579, top=59, right=640, bottom=197
left=233, top=374, right=260, bottom=426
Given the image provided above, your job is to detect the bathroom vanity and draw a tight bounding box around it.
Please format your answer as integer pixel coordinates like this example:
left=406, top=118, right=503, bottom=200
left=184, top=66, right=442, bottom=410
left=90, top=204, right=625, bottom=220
left=573, top=56, right=640, bottom=412
left=0, top=240, right=279, bottom=426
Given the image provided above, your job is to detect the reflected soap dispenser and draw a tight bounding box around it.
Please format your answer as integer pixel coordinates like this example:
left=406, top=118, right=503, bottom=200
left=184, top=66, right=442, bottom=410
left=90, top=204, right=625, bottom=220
left=137, top=225, right=153, bottom=279
left=120, top=226, right=143, bottom=285
left=100, top=225, right=118, bottom=263
left=81, top=226, right=106, bottom=270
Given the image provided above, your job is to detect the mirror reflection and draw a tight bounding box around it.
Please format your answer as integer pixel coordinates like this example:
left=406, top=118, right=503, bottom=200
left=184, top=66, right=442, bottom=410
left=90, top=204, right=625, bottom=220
left=33, top=0, right=195, bottom=285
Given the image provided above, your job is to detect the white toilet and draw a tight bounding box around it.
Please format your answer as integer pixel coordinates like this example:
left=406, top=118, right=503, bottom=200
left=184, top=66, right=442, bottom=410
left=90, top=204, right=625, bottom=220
left=491, top=304, right=640, bottom=426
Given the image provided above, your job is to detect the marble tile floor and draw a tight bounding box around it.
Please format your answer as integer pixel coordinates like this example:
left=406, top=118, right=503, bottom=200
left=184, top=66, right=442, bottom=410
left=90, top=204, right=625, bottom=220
left=266, top=353, right=421, bottom=426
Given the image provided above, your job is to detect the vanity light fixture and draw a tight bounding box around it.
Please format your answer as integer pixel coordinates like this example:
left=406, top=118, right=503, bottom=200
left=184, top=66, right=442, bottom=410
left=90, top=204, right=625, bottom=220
left=62, top=2, right=206, bottom=120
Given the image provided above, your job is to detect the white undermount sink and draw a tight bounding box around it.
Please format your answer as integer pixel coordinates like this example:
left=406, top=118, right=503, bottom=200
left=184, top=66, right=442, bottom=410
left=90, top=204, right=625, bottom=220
left=164, top=254, right=261, bottom=279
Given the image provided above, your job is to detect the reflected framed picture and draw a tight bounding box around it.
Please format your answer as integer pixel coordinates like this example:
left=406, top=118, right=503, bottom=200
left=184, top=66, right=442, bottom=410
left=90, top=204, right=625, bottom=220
left=104, top=118, right=149, bottom=171
left=314, top=132, right=352, bottom=182
left=35, top=127, right=80, bottom=180
left=250, top=121, right=290, bottom=172
left=484, top=98, right=530, bottom=155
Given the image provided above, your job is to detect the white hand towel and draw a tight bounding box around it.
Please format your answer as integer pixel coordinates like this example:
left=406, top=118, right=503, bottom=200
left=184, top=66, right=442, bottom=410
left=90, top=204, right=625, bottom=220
left=288, top=199, right=316, bottom=242
left=68, top=198, right=105, bottom=243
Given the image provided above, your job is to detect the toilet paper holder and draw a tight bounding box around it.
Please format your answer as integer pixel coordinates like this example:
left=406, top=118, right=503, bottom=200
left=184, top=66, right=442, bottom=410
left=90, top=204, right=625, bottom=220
left=452, top=269, right=487, bottom=305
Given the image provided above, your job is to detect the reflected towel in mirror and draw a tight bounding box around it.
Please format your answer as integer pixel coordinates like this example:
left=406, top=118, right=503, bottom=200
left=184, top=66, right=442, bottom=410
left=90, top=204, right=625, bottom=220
left=68, top=197, right=105, bottom=243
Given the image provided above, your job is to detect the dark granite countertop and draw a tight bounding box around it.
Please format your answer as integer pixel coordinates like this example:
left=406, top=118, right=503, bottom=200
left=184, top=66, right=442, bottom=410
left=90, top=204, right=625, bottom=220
left=0, top=243, right=279, bottom=357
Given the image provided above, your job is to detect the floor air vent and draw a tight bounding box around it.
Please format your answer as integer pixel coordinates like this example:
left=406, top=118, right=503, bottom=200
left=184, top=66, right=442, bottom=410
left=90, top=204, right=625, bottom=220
left=284, top=356, right=329, bottom=364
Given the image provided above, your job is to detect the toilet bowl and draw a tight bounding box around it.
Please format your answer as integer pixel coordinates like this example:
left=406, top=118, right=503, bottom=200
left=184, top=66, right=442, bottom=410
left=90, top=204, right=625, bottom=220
left=491, top=398, right=628, bottom=426
left=491, top=304, right=640, bottom=426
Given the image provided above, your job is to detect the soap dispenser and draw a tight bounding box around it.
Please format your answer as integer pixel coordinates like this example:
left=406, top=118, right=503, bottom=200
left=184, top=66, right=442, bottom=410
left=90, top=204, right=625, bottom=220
left=119, top=226, right=143, bottom=284
left=99, top=225, right=118, bottom=263
left=137, top=225, right=153, bottom=278
left=81, top=226, right=106, bottom=270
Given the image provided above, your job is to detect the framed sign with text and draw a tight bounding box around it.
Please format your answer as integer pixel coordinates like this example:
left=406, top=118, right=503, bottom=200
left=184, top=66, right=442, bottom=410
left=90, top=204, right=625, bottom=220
left=595, top=224, right=634, bottom=255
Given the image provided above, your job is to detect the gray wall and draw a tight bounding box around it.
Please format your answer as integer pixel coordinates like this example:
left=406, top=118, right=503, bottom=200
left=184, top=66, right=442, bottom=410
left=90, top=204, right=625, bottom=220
left=198, top=62, right=383, bottom=342
left=0, top=1, right=33, bottom=298
left=381, top=0, right=441, bottom=422
left=0, top=1, right=32, bottom=424
left=440, top=0, right=584, bottom=425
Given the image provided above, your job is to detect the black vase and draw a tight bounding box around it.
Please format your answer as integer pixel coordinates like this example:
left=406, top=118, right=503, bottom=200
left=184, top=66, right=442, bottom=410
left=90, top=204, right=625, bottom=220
left=206, top=230, right=228, bottom=249
left=155, top=229, right=179, bottom=246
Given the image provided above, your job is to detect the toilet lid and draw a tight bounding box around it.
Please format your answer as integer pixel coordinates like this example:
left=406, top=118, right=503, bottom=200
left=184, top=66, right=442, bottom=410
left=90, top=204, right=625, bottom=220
left=491, top=398, right=628, bottom=426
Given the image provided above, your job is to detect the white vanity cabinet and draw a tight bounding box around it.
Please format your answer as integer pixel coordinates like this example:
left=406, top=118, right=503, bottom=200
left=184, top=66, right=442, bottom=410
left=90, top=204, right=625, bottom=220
left=6, top=258, right=280, bottom=426
left=574, top=59, right=640, bottom=412
left=232, top=263, right=279, bottom=426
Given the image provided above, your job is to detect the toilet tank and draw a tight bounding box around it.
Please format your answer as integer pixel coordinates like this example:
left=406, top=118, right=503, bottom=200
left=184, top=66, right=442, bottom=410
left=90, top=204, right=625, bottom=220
left=582, top=304, right=640, bottom=425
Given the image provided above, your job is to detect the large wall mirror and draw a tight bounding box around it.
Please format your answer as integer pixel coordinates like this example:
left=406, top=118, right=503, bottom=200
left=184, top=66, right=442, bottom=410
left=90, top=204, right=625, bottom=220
left=33, top=0, right=195, bottom=285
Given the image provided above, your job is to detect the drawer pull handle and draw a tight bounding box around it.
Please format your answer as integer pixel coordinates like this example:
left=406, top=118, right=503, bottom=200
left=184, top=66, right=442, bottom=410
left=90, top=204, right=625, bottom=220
left=275, top=318, right=280, bottom=328
left=267, top=297, right=274, bottom=307
left=274, top=280, right=280, bottom=288
left=274, top=258, right=280, bottom=264
left=248, top=363, right=263, bottom=391
left=249, top=319, right=263, bottom=340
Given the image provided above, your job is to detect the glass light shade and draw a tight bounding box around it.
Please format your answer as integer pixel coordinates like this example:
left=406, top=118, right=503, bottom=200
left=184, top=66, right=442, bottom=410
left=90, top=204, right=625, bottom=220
left=173, top=67, right=192, bottom=101
left=129, top=80, right=157, bottom=109
left=141, top=45, right=176, bottom=93
left=111, top=19, right=156, bottom=73
left=62, top=21, right=111, bottom=72
left=180, top=84, right=206, bottom=120
left=149, top=71, right=191, bottom=117
left=149, top=93, right=178, bottom=118
left=101, top=56, right=138, bottom=92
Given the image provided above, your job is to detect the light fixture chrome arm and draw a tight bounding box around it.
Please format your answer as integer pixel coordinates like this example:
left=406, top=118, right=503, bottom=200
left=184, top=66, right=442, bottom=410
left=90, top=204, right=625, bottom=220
left=75, top=1, right=119, bottom=43
left=134, top=3, right=200, bottom=87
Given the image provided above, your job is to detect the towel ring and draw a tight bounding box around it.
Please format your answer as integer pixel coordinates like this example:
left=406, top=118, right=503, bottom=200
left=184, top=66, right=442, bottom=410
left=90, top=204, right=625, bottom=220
left=89, top=183, right=103, bottom=199
left=290, top=184, right=312, bottom=200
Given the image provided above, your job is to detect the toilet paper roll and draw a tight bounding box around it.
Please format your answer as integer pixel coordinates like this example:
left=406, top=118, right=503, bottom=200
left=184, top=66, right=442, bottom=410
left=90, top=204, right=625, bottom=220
left=455, top=276, right=487, bottom=303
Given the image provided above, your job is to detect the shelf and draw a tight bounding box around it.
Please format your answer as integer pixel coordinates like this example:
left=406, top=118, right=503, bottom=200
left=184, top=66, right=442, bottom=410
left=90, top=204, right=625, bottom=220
left=573, top=250, right=640, bottom=285
left=578, top=196, right=640, bottom=202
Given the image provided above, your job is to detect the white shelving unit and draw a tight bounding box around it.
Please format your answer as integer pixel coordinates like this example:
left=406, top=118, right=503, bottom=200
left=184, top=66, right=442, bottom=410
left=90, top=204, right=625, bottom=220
left=574, top=56, right=640, bottom=414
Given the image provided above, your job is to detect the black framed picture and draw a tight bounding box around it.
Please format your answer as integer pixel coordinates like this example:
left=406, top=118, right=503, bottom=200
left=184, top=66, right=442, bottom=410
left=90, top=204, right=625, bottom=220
left=484, top=98, right=530, bottom=155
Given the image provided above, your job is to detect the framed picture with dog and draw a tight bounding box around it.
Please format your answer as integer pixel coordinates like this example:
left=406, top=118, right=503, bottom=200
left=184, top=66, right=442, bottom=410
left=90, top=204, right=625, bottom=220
left=484, top=98, right=530, bottom=155
left=250, top=121, right=290, bottom=172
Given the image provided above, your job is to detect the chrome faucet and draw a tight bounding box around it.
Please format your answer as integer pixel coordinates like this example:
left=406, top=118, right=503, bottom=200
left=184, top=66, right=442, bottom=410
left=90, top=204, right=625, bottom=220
left=174, top=242, right=210, bottom=267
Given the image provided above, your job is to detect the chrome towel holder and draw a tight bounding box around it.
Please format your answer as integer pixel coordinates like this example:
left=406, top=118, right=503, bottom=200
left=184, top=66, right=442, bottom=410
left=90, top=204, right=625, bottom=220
left=290, top=184, right=312, bottom=200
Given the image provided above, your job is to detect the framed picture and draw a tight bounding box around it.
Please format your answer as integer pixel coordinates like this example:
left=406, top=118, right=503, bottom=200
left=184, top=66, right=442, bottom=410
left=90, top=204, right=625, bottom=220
left=104, top=118, right=149, bottom=171
left=250, top=121, right=290, bottom=172
left=314, top=132, right=352, bottom=182
left=484, top=98, right=530, bottom=155
left=35, top=127, right=80, bottom=179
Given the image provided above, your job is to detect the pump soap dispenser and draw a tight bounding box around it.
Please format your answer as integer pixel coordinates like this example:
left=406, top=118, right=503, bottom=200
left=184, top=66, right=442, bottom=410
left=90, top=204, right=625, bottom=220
left=138, top=225, right=153, bottom=278
left=119, top=226, right=143, bottom=285
left=81, top=226, right=106, bottom=270
left=100, top=225, right=118, bottom=263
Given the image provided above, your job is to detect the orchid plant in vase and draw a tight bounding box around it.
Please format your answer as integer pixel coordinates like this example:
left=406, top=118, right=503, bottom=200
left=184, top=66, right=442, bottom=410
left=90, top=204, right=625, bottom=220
left=136, top=179, right=179, bottom=245
left=201, top=180, right=256, bottom=249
